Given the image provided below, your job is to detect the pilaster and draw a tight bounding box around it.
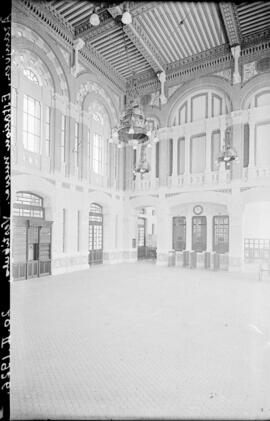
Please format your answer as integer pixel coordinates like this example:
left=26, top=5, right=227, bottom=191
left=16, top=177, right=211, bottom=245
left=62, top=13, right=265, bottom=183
left=184, top=135, right=190, bottom=184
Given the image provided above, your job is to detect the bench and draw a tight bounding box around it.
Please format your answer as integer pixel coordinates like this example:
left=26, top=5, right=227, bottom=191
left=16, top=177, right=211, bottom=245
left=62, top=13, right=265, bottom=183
left=258, top=262, right=270, bottom=281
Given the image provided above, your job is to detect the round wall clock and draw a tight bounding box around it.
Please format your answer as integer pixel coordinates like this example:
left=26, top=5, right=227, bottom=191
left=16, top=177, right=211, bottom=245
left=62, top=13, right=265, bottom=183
left=193, top=205, right=203, bottom=215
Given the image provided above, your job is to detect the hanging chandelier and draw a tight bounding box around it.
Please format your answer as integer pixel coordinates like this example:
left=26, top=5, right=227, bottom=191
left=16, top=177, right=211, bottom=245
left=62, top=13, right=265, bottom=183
left=108, top=22, right=159, bottom=179
left=216, top=129, right=239, bottom=168
left=133, top=143, right=151, bottom=180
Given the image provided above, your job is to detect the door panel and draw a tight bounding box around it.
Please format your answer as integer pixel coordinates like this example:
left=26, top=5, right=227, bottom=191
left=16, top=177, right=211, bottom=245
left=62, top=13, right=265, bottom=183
left=213, top=216, right=229, bottom=253
left=192, top=216, right=207, bottom=252
left=88, top=205, right=103, bottom=265
left=173, top=217, right=186, bottom=251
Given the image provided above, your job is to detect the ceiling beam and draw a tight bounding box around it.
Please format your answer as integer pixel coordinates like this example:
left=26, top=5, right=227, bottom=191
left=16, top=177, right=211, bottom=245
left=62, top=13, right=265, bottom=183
left=74, top=2, right=160, bottom=41
left=219, top=2, right=241, bottom=46
left=122, top=18, right=165, bottom=73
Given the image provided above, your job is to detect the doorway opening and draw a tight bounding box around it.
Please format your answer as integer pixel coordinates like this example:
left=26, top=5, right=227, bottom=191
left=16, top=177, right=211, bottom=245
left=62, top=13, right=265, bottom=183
left=12, top=191, right=52, bottom=280
left=88, top=203, right=103, bottom=265
left=137, top=206, right=157, bottom=260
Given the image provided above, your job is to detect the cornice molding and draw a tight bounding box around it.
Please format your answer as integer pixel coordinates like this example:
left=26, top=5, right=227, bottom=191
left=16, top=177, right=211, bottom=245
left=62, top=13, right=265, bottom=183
left=127, top=44, right=233, bottom=97
left=127, top=35, right=270, bottom=98
left=16, top=0, right=74, bottom=47
left=219, top=2, right=241, bottom=46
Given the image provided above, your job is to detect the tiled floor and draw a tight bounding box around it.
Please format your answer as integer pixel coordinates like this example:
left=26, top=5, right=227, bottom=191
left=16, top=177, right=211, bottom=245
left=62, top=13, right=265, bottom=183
left=11, top=263, right=270, bottom=420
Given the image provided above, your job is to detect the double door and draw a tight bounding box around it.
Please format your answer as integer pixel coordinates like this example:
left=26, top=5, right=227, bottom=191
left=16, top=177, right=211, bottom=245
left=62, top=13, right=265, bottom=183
left=88, top=206, right=103, bottom=265
left=12, top=218, right=52, bottom=280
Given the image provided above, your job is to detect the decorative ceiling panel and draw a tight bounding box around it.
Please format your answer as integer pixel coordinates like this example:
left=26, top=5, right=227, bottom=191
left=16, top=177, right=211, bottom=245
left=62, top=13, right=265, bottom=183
left=136, top=2, right=226, bottom=64
left=43, top=1, right=270, bottom=83
left=236, top=2, right=270, bottom=36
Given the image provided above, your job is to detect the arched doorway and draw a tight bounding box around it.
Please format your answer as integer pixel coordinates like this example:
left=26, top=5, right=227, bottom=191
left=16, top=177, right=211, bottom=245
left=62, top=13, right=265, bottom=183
left=12, top=192, right=52, bottom=280
left=88, top=203, right=103, bottom=265
left=137, top=206, right=157, bottom=260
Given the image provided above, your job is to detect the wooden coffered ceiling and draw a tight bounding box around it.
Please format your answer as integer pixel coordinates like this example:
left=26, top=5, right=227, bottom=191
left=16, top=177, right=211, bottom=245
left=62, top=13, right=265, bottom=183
left=30, top=1, right=270, bottom=86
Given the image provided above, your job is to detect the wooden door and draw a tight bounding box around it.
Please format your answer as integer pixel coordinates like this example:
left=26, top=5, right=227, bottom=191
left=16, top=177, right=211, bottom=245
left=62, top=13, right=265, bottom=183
left=89, top=204, right=103, bottom=265
left=172, top=217, right=186, bottom=251
left=213, top=216, right=229, bottom=253
left=137, top=217, right=146, bottom=259
left=192, top=216, right=207, bottom=252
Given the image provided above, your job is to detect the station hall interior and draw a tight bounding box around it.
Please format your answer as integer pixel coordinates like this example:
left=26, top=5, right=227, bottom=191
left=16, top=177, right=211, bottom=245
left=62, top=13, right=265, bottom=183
left=9, top=0, right=270, bottom=419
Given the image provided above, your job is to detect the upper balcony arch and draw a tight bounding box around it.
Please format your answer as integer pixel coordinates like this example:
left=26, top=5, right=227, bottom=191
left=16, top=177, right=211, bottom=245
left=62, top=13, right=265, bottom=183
left=12, top=44, right=56, bottom=93
left=240, top=73, right=270, bottom=109
left=167, top=76, right=233, bottom=127
left=75, top=78, right=119, bottom=128
left=12, top=21, right=70, bottom=100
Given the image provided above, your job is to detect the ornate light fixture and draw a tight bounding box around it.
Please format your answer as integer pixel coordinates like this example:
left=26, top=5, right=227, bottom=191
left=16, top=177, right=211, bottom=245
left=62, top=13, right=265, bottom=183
left=133, top=144, right=151, bottom=180
left=216, top=128, right=239, bottom=168
left=216, top=144, right=239, bottom=166
left=89, top=9, right=100, bottom=26
left=108, top=27, right=159, bottom=179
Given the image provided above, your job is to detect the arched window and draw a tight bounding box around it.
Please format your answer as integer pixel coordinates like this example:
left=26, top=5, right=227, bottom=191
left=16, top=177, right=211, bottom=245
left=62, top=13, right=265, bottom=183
left=169, top=88, right=229, bottom=127
left=255, top=90, right=270, bottom=107
left=23, top=68, right=41, bottom=86
left=23, top=95, right=41, bottom=154
left=13, top=192, right=44, bottom=218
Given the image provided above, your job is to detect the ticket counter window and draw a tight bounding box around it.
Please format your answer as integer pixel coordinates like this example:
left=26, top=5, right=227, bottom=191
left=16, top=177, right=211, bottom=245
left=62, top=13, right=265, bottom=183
left=192, top=216, right=207, bottom=252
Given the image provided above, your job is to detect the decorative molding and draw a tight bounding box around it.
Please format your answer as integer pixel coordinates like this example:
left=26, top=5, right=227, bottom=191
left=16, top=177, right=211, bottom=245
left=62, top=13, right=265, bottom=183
left=59, top=46, right=70, bottom=67
left=167, top=84, right=182, bottom=98
left=127, top=45, right=233, bottom=97
left=214, top=69, right=232, bottom=82
left=165, top=192, right=182, bottom=198
left=74, top=2, right=160, bottom=40
left=213, top=189, right=232, bottom=194
left=127, top=35, right=270, bottom=97
left=12, top=22, right=69, bottom=97
left=16, top=0, right=74, bottom=46
left=219, top=3, right=241, bottom=46
left=231, top=45, right=241, bottom=84
left=243, top=61, right=258, bottom=83
left=76, top=81, right=118, bottom=124
left=14, top=0, right=126, bottom=93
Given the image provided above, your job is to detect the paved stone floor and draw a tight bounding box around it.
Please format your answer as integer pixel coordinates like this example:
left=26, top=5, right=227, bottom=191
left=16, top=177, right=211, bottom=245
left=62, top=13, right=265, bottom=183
left=10, top=263, right=270, bottom=420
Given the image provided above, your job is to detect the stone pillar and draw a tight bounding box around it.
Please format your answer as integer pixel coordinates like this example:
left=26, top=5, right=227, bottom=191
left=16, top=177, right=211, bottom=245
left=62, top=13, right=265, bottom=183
left=228, top=196, right=244, bottom=271
left=184, top=135, right=190, bottom=184
left=103, top=210, right=115, bottom=262
left=68, top=116, right=75, bottom=178
left=248, top=120, right=256, bottom=178
left=81, top=121, right=88, bottom=181
left=231, top=45, right=241, bottom=85
left=156, top=205, right=172, bottom=265
left=231, top=122, right=242, bottom=180
left=186, top=214, right=192, bottom=251
left=205, top=129, right=212, bottom=183
left=172, top=135, right=178, bottom=178
left=151, top=141, right=156, bottom=184
left=161, top=137, right=169, bottom=186
left=120, top=205, right=137, bottom=262
left=80, top=208, right=89, bottom=256
left=16, top=87, right=24, bottom=167
left=207, top=213, right=213, bottom=252
left=71, top=38, right=85, bottom=78
left=157, top=71, right=167, bottom=105
left=53, top=94, right=68, bottom=173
